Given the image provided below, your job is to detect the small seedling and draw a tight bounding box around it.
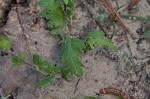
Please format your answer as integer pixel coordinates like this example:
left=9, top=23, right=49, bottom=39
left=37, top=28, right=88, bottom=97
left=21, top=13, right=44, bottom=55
left=0, top=0, right=118, bottom=88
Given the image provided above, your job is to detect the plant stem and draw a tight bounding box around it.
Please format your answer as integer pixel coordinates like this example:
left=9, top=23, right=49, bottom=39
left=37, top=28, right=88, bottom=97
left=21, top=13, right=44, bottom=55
left=116, top=0, right=119, bottom=8
left=8, top=51, right=46, bottom=75
left=110, top=22, right=116, bottom=40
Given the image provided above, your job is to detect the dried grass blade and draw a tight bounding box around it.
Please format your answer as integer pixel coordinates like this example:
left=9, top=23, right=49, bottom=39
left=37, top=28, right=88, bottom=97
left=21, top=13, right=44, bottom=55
left=100, top=0, right=128, bottom=32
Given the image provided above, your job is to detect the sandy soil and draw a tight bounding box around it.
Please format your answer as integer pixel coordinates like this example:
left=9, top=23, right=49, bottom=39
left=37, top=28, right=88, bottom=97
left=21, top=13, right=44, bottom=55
left=0, top=0, right=150, bottom=99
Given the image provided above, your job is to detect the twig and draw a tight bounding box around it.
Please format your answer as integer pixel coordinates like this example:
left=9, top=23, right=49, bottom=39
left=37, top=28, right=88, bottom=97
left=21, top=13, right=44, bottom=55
left=115, top=0, right=119, bottom=8
left=95, top=21, right=109, bottom=36
left=110, top=22, right=116, bottom=40
left=100, top=0, right=129, bottom=32
left=16, top=4, right=32, bottom=56
left=124, top=32, right=136, bottom=66
left=80, top=0, right=109, bottom=36
left=99, top=87, right=130, bottom=99
left=73, top=78, right=81, bottom=94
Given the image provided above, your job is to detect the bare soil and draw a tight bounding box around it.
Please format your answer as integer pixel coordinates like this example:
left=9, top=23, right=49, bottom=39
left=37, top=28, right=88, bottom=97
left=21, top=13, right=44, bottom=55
left=0, top=0, right=150, bottom=99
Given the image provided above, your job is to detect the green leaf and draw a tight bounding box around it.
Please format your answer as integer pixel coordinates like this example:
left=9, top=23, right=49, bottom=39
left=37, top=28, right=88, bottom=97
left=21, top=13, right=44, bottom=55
left=61, top=67, right=71, bottom=81
left=66, top=8, right=74, bottom=19
left=39, top=0, right=66, bottom=28
left=50, top=28, right=62, bottom=35
left=64, top=0, right=69, bottom=4
left=51, top=65, right=60, bottom=74
left=39, top=60, right=53, bottom=74
left=61, top=36, right=85, bottom=77
left=0, top=37, right=12, bottom=51
left=33, top=54, right=51, bottom=73
left=33, top=54, right=43, bottom=65
left=38, top=76, right=55, bottom=88
left=10, top=53, right=26, bottom=66
left=33, top=54, right=60, bottom=74
left=67, top=0, right=76, bottom=9
left=84, top=96, right=98, bottom=99
left=87, top=31, right=118, bottom=51
left=66, top=0, right=76, bottom=19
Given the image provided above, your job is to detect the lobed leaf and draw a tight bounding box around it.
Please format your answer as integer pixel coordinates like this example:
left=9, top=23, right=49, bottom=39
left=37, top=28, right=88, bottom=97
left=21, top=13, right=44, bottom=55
left=33, top=54, right=60, bottom=74
left=38, top=75, right=55, bottom=88
left=87, top=31, right=118, bottom=51
left=61, top=36, right=85, bottom=77
left=65, top=0, right=76, bottom=19
left=39, top=0, right=66, bottom=28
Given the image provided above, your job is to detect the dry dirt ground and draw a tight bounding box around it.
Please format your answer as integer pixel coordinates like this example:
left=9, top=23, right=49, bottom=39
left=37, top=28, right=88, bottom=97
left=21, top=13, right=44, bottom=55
left=0, top=0, right=150, bottom=99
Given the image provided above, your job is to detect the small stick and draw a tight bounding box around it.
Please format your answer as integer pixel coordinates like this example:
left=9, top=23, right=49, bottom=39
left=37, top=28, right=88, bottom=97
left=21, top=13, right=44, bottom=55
left=73, top=78, right=81, bottom=94
left=16, top=4, right=32, bottom=56
left=100, top=0, right=129, bottom=32
left=99, top=87, right=130, bottom=99
left=80, top=0, right=109, bottom=36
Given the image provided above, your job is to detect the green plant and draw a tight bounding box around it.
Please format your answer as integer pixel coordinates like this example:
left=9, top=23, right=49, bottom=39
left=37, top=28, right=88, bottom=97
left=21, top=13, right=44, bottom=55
left=33, top=54, right=60, bottom=88
left=10, top=53, right=27, bottom=66
left=0, top=36, right=12, bottom=51
left=86, top=31, right=117, bottom=51
left=38, top=0, right=75, bottom=36
left=61, top=36, right=86, bottom=80
left=38, top=0, right=86, bottom=80
left=38, top=0, right=117, bottom=84
left=0, top=0, right=118, bottom=88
